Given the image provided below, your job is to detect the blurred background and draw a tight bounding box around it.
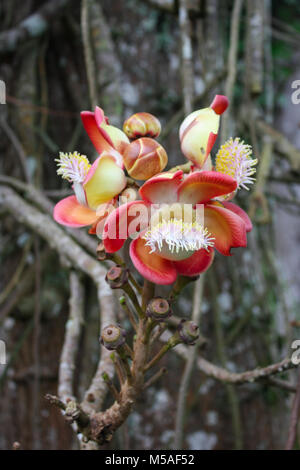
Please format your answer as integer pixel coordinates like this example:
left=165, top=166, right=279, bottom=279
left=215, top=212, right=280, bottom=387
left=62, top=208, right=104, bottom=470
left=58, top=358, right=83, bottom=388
left=0, top=0, right=300, bottom=450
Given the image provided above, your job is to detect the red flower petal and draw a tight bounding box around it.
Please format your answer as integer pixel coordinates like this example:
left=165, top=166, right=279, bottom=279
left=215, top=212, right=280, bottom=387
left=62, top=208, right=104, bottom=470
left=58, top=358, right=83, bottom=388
left=174, top=247, right=214, bottom=277
left=103, top=201, right=150, bottom=253
left=210, top=95, right=229, bottom=115
left=139, top=170, right=183, bottom=204
left=81, top=111, right=115, bottom=154
left=204, top=204, right=247, bottom=256
left=130, top=235, right=177, bottom=285
left=177, top=171, right=237, bottom=204
left=94, top=106, right=114, bottom=146
left=222, top=201, right=253, bottom=232
left=206, top=132, right=218, bottom=158
left=53, top=195, right=98, bottom=227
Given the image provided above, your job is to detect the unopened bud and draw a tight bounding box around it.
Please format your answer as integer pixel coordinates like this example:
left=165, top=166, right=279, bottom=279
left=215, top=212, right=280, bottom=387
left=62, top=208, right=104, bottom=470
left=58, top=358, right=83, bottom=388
left=179, top=95, right=228, bottom=169
left=123, top=112, right=161, bottom=140
left=105, top=265, right=129, bottom=289
left=146, top=297, right=172, bottom=321
left=100, top=324, right=126, bottom=350
left=123, top=137, right=168, bottom=180
left=178, top=320, right=199, bottom=345
left=120, top=187, right=138, bottom=203
left=97, top=241, right=107, bottom=261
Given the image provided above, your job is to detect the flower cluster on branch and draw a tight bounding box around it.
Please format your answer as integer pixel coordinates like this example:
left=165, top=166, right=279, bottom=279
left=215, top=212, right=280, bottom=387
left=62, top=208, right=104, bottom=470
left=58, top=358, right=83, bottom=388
left=50, top=94, right=259, bottom=444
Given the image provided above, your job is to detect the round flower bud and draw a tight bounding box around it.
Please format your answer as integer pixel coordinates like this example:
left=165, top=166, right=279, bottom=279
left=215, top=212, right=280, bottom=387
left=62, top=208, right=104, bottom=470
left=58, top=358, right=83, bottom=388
left=105, top=265, right=129, bottom=289
left=123, top=112, right=161, bottom=140
left=178, top=320, right=199, bottom=345
left=146, top=297, right=172, bottom=321
left=100, top=324, right=126, bottom=350
left=123, top=137, right=168, bottom=180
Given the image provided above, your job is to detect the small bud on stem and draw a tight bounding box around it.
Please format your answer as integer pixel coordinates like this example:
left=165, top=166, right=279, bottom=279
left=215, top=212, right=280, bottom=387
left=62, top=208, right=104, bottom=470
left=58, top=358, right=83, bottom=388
left=178, top=320, right=200, bottom=345
left=146, top=297, right=172, bottom=321
left=100, top=324, right=126, bottom=350
left=96, top=241, right=107, bottom=261
left=105, top=265, right=129, bottom=289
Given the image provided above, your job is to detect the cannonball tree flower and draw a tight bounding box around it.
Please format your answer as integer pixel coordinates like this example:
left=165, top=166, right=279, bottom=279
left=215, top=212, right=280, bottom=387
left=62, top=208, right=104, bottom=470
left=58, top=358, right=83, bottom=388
left=53, top=151, right=126, bottom=228
left=179, top=95, right=229, bottom=169
left=53, top=106, right=130, bottom=228
left=103, top=170, right=252, bottom=285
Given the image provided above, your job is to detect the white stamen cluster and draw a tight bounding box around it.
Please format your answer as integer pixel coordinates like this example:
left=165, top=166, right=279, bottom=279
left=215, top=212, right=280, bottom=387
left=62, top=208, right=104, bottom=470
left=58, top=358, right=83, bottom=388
left=215, top=137, right=258, bottom=190
left=143, top=219, right=215, bottom=254
left=55, top=151, right=91, bottom=183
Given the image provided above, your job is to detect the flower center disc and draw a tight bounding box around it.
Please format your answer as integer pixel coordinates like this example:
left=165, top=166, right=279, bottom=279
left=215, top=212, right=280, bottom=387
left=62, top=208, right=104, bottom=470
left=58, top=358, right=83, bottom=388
left=143, top=218, right=214, bottom=261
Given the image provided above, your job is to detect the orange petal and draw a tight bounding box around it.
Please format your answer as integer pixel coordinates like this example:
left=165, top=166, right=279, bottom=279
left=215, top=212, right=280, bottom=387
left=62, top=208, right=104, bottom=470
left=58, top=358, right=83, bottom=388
left=83, top=155, right=126, bottom=210
left=130, top=235, right=177, bottom=285
left=95, top=106, right=129, bottom=154
left=174, top=247, right=214, bottom=276
left=204, top=204, right=247, bottom=256
left=139, top=170, right=183, bottom=204
left=81, top=110, right=123, bottom=165
left=53, top=195, right=98, bottom=227
left=221, top=201, right=252, bottom=232
left=81, top=111, right=114, bottom=153
left=178, top=171, right=237, bottom=204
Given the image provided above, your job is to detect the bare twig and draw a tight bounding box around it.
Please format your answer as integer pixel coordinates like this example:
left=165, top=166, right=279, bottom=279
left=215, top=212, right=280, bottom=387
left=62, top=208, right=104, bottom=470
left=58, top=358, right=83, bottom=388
left=144, top=0, right=175, bottom=12
left=0, top=184, right=116, bottom=418
left=208, top=271, right=243, bottom=449
left=88, top=0, right=123, bottom=123
left=171, top=341, right=299, bottom=384
left=285, top=370, right=300, bottom=450
left=173, top=275, right=205, bottom=449
left=256, top=120, right=300, bottom=172
left=0, top=237, right=32, bottom=305
left=0, top=175, right=98, bottom=256
left=143, top=367, right=167, bottom=390
left=81, top=0, right=98, bottom=108
left=160, top=69, right=226, bottom=141
left=32, top=237, right=42, bottom=450
left=245, top=0, right=264, bottom=95
left=179, top=0, right=194, bottom=116
left=0, top=0, right=71, bottom=54
left=0, top=117, right=30, bottom=181
left=265, top=377, right=296, bottom=394
left=58, top=271, right=84, bottom=402
left=221, top=0, right=244, bottom=142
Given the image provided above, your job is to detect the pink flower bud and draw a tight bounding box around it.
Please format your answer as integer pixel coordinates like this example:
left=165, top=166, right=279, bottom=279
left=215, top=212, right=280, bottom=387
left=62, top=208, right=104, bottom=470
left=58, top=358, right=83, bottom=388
left=123, top=112, right=161, bottom=139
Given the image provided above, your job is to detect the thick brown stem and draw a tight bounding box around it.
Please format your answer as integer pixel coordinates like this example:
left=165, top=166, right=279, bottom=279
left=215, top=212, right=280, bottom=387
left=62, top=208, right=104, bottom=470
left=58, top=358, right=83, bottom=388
left=89, top=318, right=149, bottom=444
